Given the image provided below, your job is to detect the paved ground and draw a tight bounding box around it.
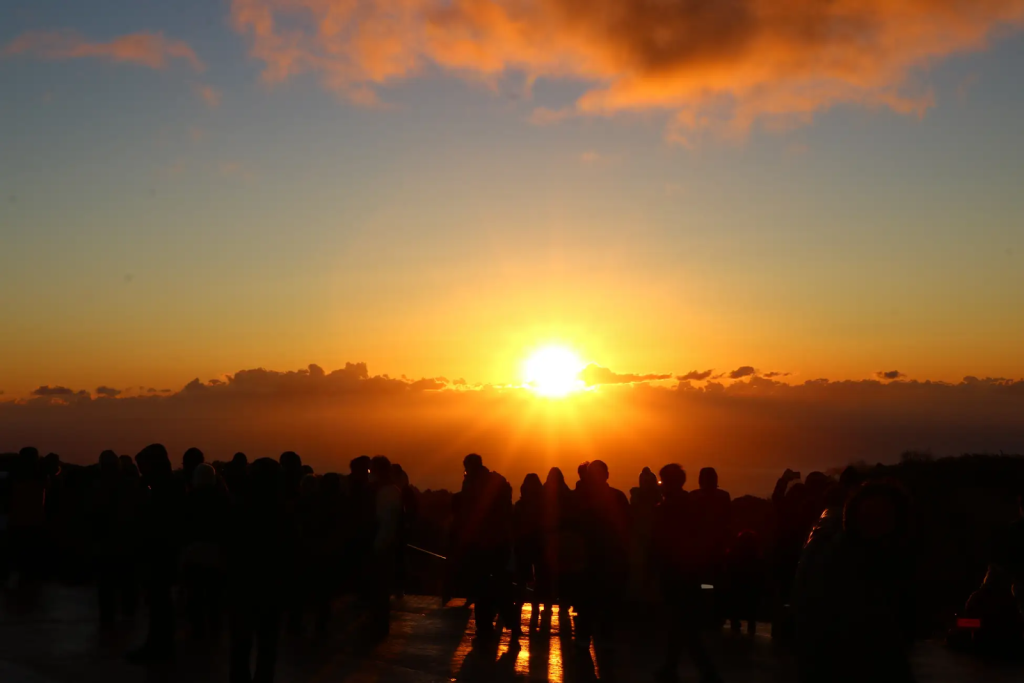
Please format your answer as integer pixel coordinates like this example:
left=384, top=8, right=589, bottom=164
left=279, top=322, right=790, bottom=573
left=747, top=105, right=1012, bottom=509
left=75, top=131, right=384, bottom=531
left=1, top=583, right=1022, bottom=682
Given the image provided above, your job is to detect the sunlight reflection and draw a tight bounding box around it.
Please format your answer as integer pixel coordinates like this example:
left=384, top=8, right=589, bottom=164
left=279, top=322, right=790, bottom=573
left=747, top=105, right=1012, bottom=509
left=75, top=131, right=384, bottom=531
left=549, top=605, right=564, bottom=682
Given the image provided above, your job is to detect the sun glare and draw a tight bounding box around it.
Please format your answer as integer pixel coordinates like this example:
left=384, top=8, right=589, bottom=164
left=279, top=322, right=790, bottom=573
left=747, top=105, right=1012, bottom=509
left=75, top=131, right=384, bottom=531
left=524, top=346, right=585, bottom=397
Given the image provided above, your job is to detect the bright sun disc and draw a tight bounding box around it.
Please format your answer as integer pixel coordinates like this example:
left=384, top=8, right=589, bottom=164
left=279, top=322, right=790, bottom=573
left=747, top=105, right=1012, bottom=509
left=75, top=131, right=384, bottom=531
left=524, top=346, right=585, bottom=397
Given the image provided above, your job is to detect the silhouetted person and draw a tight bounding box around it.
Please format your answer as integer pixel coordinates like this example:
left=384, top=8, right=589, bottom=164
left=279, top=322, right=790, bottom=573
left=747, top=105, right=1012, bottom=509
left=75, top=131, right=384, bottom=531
left=574, top=460, right=631, bottom=656
left=181, top=462, right=230, bottom=640
left=9, top=447, right=46, bottom=584
left=279, top=451, right=303, bottom=500
left=181, top=447, right=204, bottom=489
left=127, top=443, right=186, bottom=665
left=541, top=467, right=577, bottom=615
left=224, top=452, right=248, bottom=496
left=689, top=468, right=731, bottom=583
left=451, top=453, right=515, bottom=640
left=963, top=564, right=1024, bottom=654
left=795, top=480, right=915, bottom=683
left=228, top=458, right=295, bottom=683
left=1002, top=489, right=1024, bottom=615
left=772, top=468, right=806, bottom=629
left=654, top=464, right=721, bottom=683
left=391, top=463, right=415, bottom=599
left=514, top=473, right=544, bottom=624
left=725, top=529, right=764, bottom=634
left=574, top=461, right=589, bottom=494
left=347, top=455, right=375, bottom=591
left=629, top=467, right=662, bottom=602
left=367, top=455, right=402, bottom=638
left=94, top=450, right=135, bottom=627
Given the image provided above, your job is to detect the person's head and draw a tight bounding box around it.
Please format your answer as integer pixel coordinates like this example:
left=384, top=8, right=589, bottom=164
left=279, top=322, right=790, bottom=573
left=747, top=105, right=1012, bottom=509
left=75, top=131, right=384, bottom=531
left=545, top=467, right=567, bottom=489
left=300, top=464, right=314, bottom=477
left=350, top=456, right=371, bottom=484
left=182, top=447, right=204, bottom=475
left=371, top=455, right=393, bottom=484
left=521, top=473, right=543, bottom=498
left=463, top=453, right=484, bottom=477
left=136, top=443, right=171, bottom=481
left=587, top=460, right=609, bottom=485
left=19, top=446, right=39, bottom=461
left=577, top=461, right=590, bottom=482
left=43, top=452, right=61, bottom=476
left=804, top=471, right=830, bottom=494
left=843, top=480, right=911, bottom=545
left=279, top=451, right=302, bottom=472
left=230, top=452, right=248, bottom=468
left=839, top=465, right=862, bottom=491
left=99, top=450, right=119, bottom=473
left=698, top=467, right=718, bottom=490
left=639, top=467, right=658, bottom=491
left=786, top=481, right=807, bottom=503
left=192, top=462, right=217, bottom=490
left=659, top=464, right=687, bottom=493
left=391, top=463, right=409, bottom=488
left=247, top=458, right=283, bottom=508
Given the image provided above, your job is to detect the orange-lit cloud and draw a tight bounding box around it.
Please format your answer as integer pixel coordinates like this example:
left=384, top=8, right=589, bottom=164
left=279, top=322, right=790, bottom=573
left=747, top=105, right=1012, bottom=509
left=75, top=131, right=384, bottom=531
left=195, top=84, right=222, bottom=107
left=4, top=363, right=1024, bottom=496
left=230, top=0, right=1024, bottom=140
left=5, top=30, right=204, bottom=72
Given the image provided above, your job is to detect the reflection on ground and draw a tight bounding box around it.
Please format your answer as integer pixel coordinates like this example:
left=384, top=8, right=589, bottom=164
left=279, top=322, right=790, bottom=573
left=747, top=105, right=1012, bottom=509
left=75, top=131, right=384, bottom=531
left=1, top=585, right=1022, bottom=682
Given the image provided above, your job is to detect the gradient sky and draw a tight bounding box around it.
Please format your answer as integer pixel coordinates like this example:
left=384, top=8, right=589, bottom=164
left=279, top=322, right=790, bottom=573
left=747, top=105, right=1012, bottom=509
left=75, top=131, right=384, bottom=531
left=3, top=0, right=1024, bottom=399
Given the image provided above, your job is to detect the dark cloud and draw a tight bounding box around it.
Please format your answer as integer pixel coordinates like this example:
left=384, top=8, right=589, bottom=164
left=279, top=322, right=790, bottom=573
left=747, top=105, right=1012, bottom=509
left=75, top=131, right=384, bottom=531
left=95, top=386, right=121, bottom=397
left=32, top=385, right=76, bottom=396
left=728, top=366, right=757, bottom=380
left=147, top=388, right=159, bottom=393
left=231, top=0, right=1024, bottom=142
left=408, top=378, right=447, bottom=391
left=876, top=370, right=907, bottom=381
left=677, top=369, right=714, bottom=382
left=580, top=364, right=673, bottom=386
left=763, top=371, right=791, bottom=379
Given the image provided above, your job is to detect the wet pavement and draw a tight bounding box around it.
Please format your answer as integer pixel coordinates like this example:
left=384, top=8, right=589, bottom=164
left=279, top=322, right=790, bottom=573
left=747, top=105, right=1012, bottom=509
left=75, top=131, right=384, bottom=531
left=1, top=584, right=1022, bottom=682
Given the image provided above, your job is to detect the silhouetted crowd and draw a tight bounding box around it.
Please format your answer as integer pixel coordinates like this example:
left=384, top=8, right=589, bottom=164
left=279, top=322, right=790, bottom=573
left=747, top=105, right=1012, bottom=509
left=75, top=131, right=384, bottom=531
left=2, top=445, right=1023, bottom=683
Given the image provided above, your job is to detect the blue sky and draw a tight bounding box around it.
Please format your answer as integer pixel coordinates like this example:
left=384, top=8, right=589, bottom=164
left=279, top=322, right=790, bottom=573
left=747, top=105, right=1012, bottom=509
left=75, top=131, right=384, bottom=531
left=2, top=0, right=1023, bottom=396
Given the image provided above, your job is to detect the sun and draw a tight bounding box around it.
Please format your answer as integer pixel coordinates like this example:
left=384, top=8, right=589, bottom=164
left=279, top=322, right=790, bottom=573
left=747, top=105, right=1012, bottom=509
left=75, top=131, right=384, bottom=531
left=523, top=346, right=585, bottom=397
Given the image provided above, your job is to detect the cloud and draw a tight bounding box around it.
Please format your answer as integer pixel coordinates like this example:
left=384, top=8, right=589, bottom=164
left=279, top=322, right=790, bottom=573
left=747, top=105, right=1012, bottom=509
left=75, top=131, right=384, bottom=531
left=95, top=386, right=122, bottom=397
left=32, top=385, right=76, bottom=396
left=580, top=363, right=672, bottom=386
left=5, top=30, right=204, bottom=72
left=763, top=371, right=791, bottom=379
left=728, top=366, right=757, bottom=380
left=678, top=369, right=714, bottom=382
left=195, top=84, right=222, bottom=108
left=876, top=370, right=907, bottom=381
left=4, top=364, right=1024, bottom=498
left=229, top=0, right=1024, bottom=140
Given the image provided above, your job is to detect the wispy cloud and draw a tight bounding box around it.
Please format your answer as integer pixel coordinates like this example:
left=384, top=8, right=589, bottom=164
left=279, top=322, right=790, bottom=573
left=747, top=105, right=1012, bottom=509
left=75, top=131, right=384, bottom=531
left=5, top=30, right=204, bottom=72
left=230, top=0, right=1024, bottom=141
left=195, top=84, right=222, bottom=108
left=678, top=369, right=714, bottom=382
